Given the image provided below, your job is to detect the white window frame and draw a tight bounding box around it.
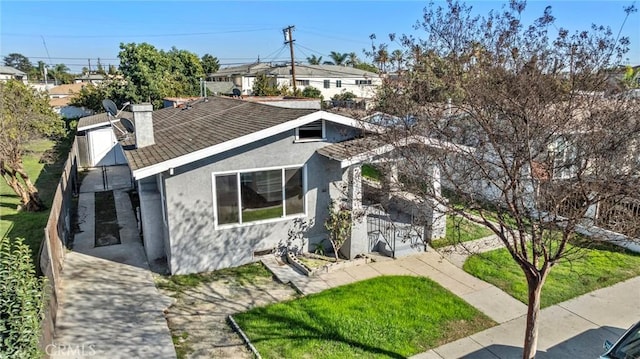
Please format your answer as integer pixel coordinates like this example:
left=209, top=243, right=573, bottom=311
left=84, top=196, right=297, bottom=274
left=294, top=120, right=326, bottom=143
left=211, top=164, right=307, bottom=229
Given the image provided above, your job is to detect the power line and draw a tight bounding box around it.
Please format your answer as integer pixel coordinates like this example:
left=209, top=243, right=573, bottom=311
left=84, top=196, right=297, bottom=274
left=2, top=27, right=281, bottom=39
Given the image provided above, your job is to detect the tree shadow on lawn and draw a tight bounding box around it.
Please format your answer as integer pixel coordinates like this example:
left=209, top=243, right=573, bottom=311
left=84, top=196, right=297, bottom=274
left=242, top=310, right=406, bottom=359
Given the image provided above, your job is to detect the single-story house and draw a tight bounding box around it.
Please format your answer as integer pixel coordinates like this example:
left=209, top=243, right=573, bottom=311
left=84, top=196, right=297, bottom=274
left=118, top=96, right=444, bottom=274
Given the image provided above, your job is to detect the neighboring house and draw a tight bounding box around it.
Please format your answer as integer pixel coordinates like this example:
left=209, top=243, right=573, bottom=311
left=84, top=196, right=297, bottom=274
left=48, top=83, right=93, bottom=119
left=207, top=63, right=381, bottom=100
left=76, top=112, right=131, bottom=167
left=74, top=73, right=104, bottom=84
left=116, top=96, right=443, bottom=274
left=0, top=66, right=28, bottom=84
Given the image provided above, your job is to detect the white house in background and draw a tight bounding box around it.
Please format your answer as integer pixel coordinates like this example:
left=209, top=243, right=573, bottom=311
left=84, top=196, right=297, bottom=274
left=0, top=66, right=28, bottom=84
left=207, top=63, right=380, bottom=100
left=74, top=74, right=105, bottom=84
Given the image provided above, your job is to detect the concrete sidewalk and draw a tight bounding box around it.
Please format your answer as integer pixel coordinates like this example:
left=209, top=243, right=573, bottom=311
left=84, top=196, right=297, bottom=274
left=416, top=276, right=640, bottom=359
left=51, top=166, right=176, bottom=359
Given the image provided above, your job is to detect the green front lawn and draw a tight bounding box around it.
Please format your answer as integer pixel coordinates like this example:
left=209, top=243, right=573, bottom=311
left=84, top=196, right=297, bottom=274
left=234, top=276, right=495, bottom=358
left=463, top=241, right=640, bottom=308
left=430, top=215, right=494, bottom=249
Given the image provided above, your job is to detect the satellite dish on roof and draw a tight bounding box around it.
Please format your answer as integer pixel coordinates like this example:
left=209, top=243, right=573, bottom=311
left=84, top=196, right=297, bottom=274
left=102, top=99, right=118, bottom=116
left=120, top=118, right=135, bottom=133
left=232, top=88, right=241, bottom=97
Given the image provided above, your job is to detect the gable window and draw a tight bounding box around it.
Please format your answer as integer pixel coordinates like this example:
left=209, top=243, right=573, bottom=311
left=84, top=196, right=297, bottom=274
left=324, top=80, right=330, bottom=89
left=213, top=166, right=305, bottom=227
left=356, top=79, right=372, bottom=85
left=336, top=80, right=342, bottom=88
left=295, top=120, right=325, bottom=141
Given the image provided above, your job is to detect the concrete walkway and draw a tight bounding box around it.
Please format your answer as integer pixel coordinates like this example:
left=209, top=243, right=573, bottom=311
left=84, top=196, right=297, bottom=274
left=52, top=166, right=176, bottom=359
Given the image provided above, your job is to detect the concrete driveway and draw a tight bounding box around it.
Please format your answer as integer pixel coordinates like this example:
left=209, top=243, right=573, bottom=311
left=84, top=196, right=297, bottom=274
left=51, top=166, right=176, bottom=359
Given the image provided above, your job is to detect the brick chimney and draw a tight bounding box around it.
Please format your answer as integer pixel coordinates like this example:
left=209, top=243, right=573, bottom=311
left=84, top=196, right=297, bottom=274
left=131, top=103, right=154, bottom=148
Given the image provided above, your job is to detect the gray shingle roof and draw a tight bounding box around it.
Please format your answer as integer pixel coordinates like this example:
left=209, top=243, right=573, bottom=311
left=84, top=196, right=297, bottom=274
left=123, top=96, right=316, bottom=172
left=0, top=66, right=26, bottom=76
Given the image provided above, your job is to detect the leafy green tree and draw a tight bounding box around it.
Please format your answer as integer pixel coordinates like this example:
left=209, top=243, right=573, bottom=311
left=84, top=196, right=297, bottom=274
left=118, top=42, right=204, bottom=108
left=70, top=81, right=135, bottom=112
left=0, top=80, right=64, bottom=211
left=306, top=55, right=323, bottom=65
left=301, top=86, right=322, bottom=99
left=201, top=54, right=220, bottom=74
left=2, top=53, right=32, bottom=74
left=252, top=74, right=280, bottom=96
left=0, top=237, right=46, bottom=359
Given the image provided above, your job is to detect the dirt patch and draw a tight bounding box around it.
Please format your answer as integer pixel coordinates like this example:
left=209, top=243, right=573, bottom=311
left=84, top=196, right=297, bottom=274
left=94, top=190, right=121, bottom=247
left=157, top=274, right=297, bottom=358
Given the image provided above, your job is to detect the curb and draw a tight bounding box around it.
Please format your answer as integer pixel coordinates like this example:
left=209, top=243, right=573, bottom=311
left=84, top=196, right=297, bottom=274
left=227, top=314, right=261, bottom=359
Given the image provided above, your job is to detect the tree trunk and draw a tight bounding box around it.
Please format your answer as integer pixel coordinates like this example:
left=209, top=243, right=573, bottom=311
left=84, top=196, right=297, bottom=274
left=522, top=273, right=547, bottom=359
left=0, top=161, right=45, bottom=212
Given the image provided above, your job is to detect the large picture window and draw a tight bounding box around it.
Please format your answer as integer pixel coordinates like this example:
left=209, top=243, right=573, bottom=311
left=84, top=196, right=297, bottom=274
left=213, top=166, right=305, bottom=227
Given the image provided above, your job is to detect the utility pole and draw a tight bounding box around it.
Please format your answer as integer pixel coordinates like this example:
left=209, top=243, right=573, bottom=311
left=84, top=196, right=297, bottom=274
left=283, top=25, right=297, bottom=95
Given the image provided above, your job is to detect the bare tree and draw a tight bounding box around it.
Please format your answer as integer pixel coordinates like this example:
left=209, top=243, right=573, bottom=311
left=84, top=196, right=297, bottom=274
left=368, top=1, right=640, bottom=358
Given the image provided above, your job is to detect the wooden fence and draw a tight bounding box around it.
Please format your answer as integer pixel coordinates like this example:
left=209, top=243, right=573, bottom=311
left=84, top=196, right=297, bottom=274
left=38, top=138, right=79, bottom=357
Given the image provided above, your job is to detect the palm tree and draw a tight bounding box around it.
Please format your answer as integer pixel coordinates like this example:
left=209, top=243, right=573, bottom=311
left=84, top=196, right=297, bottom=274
left=306, top=55, right=323, bottom=65
left=49, top=63, right=72, bottom=84
left=374, top=46, right=389, bottom=73
left=391, top=49, right=404, bottom=71
left=327, top=51, right=348, bottom=66
left=346, top=52, right=359, bottom=67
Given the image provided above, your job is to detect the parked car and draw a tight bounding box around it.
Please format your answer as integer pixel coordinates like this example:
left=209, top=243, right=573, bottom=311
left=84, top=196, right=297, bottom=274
left=600, top=321, right=640, bottom=359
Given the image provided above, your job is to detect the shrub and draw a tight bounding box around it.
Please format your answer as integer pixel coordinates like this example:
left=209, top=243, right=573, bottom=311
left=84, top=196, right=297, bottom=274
left=0, top=237, right=46, bottom=359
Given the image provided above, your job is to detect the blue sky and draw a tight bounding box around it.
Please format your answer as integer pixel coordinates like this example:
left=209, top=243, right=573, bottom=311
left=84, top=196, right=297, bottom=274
left=1, top=1, right=638, bottom=73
